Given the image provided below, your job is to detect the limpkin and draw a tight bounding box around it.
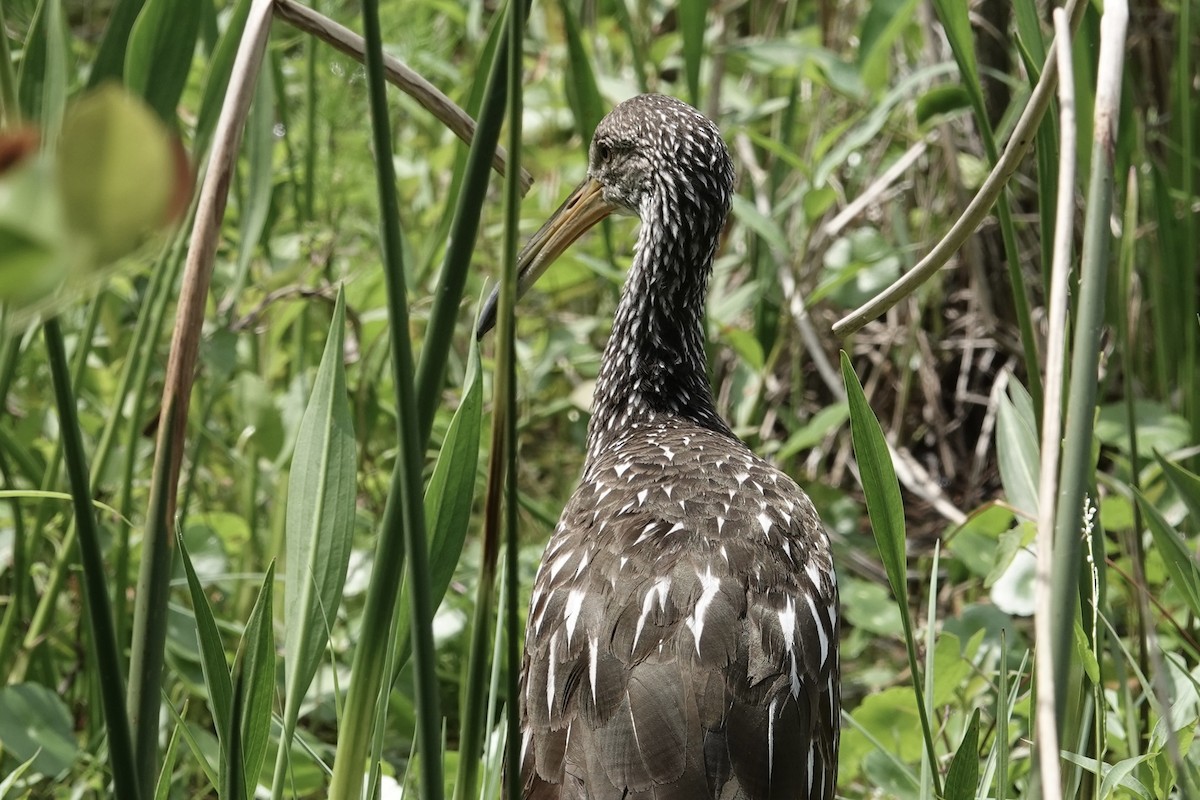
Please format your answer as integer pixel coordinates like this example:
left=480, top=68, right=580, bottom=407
left=479, top=94, right=839, bottom=800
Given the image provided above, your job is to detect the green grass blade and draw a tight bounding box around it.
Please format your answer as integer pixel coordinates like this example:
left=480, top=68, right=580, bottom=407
left=500, top=1, right=525, bottom=796
left=557, top=0, right=604, bottom=145
left=176, top=527, right=235, bottom=752
left=194, top=0, right=254, bottom=157
left=163, top=697, right=219, bottom=789
left=153, top=704, right=187, bottom=800
left=44, top=318, right=141, bottom=800
left=413, top=25, right=512, bottom=449
left=928, top=0, right=1048, bottom=411
left=130, top=401, right=179, bottom=799
left=327, top=0, right=440, bottom=796
left=445, top=341, right=490, bottom=800
left=274, top=288, right=357, bottom=797
left=88, top=0, right=147, bottom=86
left=609, top=0, right=648, bottom=93
left=1050, top=0, right=1128, bottom=734
left=0, top=3, right=18, bottom=125
left=233, top=563, right=276, bottom=800
left=123, top=0, right=201, bottom=122
left=398, top=339, right=485, bottom=667
left=1158, top=455, right=1200, bottom=525
left=928, top=0, right=979, bottom=94
left=841, top=350, right=942, bottom=796
left=39, top=0, right=68, bottom=142
left=1134, top=490, right=1200, bottom=618
left=228, top=64, right=276, bottom=305
left=858, top=0, right=920, bottom=92
left=840, top=352, right=907, bottom=598
left=424, top=342, right=483, bottom=598
left=921, top=543, right=940, bottom=798
left=678, top=0, right=705, bottom=106
left=0, top=752, right=38, bottom=800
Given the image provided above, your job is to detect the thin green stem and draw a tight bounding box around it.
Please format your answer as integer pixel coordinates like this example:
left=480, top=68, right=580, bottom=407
left=44, top=317, right=141, bottom=800
left=0, top=1, right=18, bottom=127
left=501, top=0, right=525, bottom=796
left=412, top=33, right=512, bottom=450
left=1050, top=0, right=1127, bottom=745
left=327, top=0, right=440, bottom=797
left=303, top=0, right=319, bottom=224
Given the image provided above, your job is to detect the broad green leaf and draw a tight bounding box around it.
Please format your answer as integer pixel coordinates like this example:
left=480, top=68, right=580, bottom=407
left=1158, top=454, right=1200, bottom=525
left=1097, top=401, right=1191, bottom=457
left=0, top=154, right=67, bottom=304
left=843, top=351, right=942, bottom=796
left=996, top=381, right=1040, bottom=518
left=731, top=194, right=789, bottom=256
left=124, top=0, right=201, bottom=122
left=1136, top=489, right=1200, bottom=618
left=839, top=685, right=924, bottom=779
left=943, top=708, right=980, bottom=800
left=841, top=351, right=907, bottom=605
left=233, top=562, right=276, bottom=800
left=0, top=683, right=79, bottom=777
left=282, top=289, right=356, bottom=752
left=930, top=633, right=973, bottom=707
left=840, top=576, right=902, bottom=636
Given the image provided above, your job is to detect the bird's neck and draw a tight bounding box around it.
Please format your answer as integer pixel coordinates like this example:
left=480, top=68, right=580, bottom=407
left=586, top=195, right=730, bottom=455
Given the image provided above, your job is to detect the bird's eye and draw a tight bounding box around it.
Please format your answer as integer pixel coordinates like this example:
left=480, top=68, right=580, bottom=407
left=595, top=141, right=612, bottom=162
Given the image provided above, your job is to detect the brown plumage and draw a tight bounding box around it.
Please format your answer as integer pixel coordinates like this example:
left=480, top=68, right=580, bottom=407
left=481, top=94, right=839, bottom=800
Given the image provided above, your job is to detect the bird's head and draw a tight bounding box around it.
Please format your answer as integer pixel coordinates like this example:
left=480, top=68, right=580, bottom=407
left=478, top=94, right=733, bottom=337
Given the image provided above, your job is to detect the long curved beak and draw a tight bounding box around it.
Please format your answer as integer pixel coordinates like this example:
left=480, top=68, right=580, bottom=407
left=477, top=176, right=616, bottom=338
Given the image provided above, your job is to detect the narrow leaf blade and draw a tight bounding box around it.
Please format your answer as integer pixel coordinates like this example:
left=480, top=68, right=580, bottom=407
left=944, top=708, right=981, bottom=800
left=1135, top=489, right=1200, bottom=617
left=840, top=351, right=908, bottom=603
left=234, top=562, right=276, bottom=800
left=124, top=0, right=201, bottom=122
left=283, top=288, right=357, bottom=739
left=177, top=526, right=235, bottom=746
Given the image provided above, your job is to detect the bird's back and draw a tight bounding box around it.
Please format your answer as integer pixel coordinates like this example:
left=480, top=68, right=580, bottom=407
left=517, top=414, right=839, bottom=799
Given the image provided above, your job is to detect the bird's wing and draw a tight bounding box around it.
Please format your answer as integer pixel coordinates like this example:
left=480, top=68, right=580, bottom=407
left=517, top=440, right=838, bottom=800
